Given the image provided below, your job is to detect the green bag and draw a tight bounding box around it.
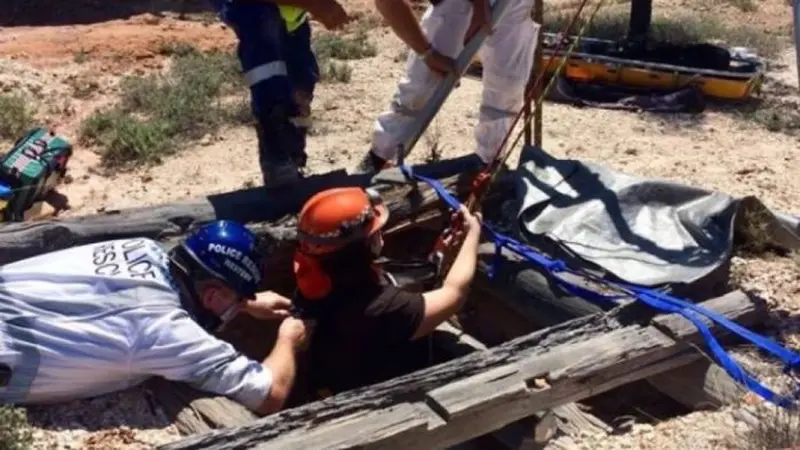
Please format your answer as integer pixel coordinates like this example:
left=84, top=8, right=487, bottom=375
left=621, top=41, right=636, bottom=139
left=0, top=127, right=72, bottom=221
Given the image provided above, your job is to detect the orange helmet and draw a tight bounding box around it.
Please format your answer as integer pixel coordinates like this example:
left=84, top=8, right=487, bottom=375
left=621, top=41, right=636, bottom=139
left=294, top=187, right=389, bottom=301
left=297, top=187, right=389, bottom=256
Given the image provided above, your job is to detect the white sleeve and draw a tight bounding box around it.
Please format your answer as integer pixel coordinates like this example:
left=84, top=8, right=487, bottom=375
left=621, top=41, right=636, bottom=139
left=132, top=310, right=272, bottom=411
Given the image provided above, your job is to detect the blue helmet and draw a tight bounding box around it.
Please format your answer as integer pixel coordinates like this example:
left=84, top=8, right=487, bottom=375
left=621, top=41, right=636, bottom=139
left=181, top=220, right=264, bottom=298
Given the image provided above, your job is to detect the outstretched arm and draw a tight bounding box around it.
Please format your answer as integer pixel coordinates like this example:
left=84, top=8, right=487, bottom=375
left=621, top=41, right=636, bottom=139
left=251, top=0, right=351, bottom=30
left=133, top=311, right=311, bottom=416
left=257, top=317, right=311, bottom=413
left=411, top=206, right=481, bottom=340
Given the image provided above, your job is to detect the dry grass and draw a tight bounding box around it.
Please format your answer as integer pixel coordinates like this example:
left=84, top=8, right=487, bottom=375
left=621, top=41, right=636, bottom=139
left=543, top=9, right=785, bottom=58
left=733, top=404, right=800, bottom=450
left=79, top=46, right=248, bottom=169
left=718, top=0, right=761, bottom=13
left=734, top=202, right=781, bottom=256
left=423, top=119, right=444, bottom=163
left=314, top=22, right=378, bottom=83
left=77, top=22, right=380, bottom=170
left=734, top=79, right=800, bottom=137
left=67, top=75, right=100, bottom=100
left=0, top=405, right=34, bottom=450
left=0, top=95, right=35, bottom=140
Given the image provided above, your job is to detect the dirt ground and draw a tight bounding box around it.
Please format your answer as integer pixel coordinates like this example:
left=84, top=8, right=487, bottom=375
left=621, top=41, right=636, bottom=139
left=1, top=0, right=799, bottom=448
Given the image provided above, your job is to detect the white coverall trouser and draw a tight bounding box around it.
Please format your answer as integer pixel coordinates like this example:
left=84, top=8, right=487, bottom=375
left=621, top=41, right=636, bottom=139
left=371, top=0, right=541, bottom=164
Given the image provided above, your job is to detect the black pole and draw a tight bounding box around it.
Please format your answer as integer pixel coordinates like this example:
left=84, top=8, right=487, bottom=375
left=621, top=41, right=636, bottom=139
left=627, top=0, right=652, bottom=46
left=795, top=0, right=800, bottom=89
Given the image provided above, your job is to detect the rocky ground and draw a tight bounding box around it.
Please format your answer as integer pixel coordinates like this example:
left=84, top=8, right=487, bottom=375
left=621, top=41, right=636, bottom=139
left=1, top=0, right=799, bottom=448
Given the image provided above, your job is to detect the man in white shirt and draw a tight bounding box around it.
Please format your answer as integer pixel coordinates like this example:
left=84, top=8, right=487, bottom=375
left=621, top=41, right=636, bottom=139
left=0, top=220, right=311, bottom=415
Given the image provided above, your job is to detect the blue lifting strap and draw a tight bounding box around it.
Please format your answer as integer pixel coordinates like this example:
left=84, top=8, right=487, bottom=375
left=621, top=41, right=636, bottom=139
left=399, top=163, right=800, bottom=409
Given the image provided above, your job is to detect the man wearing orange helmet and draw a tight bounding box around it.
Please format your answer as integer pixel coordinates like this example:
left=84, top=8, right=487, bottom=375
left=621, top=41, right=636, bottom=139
left=291, top=186, right=481, bottom=393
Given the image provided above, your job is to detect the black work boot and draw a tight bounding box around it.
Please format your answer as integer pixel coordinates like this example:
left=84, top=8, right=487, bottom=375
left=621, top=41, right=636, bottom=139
left=356, top=150, right=393, bottom=174
left=255, top=121, right=302, bottom=188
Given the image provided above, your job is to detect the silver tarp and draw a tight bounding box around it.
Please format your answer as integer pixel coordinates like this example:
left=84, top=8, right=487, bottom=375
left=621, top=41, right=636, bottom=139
left=514, top=147, right=800, bottom=290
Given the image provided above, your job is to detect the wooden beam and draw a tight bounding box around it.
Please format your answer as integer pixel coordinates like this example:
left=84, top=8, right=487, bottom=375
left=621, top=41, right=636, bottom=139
left=472, top=243, right=750, bottom=410
left=433, top=322, right=611, bottom=449
left=158, top=290, right=762, bottom=450
left=644, top=359, right=746, bottom=410
left=0, top=155, right=491, bottom=267
left=146, top=378, right=258, bottom=436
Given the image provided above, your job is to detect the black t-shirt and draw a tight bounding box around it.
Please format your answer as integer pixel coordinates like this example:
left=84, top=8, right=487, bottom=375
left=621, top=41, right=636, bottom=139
left=308, top=283, right=427, bottom=394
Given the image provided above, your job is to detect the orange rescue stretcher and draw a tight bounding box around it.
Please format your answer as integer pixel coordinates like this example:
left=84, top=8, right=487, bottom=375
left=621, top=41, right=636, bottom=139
left=469, top=32, right=766, bottom=101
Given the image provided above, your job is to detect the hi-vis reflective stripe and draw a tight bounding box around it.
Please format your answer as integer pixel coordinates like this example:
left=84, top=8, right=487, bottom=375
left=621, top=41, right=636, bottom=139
left=243, top=61, right=288, bottom=86
left=278, top=5, right=308, bottom=32
left=289, top=116, right=312, bottom=128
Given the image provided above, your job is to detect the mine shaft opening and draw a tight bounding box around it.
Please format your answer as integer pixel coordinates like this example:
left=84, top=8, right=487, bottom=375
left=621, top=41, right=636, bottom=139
left=207, top=220, right=472, bottom=410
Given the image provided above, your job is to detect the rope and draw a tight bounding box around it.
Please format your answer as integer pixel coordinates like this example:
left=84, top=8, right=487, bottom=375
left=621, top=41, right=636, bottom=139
left=495, top=0, right=606, bottom=172
left=422, top=0, right=607, bottom=276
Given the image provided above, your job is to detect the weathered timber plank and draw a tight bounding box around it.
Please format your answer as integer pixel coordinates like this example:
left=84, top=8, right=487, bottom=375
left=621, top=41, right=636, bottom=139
left=251, top=402, right=441, bottom=450
left=434, top=322, right=611, bottom=448
left=419, top=350, right=703, bottom=450
left=158, top=311, right=626, bottom=449
left=419, top=291, right=758, bottom=449
left=427, top=326, right=674, bottom=421
left=151, top=313, right=507, bottom=437
left=434, top=322, right=609, bottom=450
left=147, top=377, right=258, bottom=435
left=159, top=290, right=761, bottom=450
left=548, top=404, right=611, bottom=437
left=645, top=359, right=746, bottom=409
left=473, top=243, right=750, bottom=410
left=0, top=155, right=492, bottom=266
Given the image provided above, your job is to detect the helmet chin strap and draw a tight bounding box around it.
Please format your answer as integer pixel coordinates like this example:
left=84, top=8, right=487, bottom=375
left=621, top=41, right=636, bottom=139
left=215, top=303, right=241, bottom=332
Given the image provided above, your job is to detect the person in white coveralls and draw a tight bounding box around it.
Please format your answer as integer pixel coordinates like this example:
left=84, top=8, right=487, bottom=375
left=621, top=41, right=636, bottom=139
left=360, top=0, right=542, bottom=171
left=0, top=220, right=311, bottom=415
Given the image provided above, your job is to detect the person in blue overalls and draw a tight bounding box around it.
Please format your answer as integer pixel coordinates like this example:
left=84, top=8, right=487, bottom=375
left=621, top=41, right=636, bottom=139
left=212, top=0, right=350, bottom=187
left=213, top=0, right=458, bottom=187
